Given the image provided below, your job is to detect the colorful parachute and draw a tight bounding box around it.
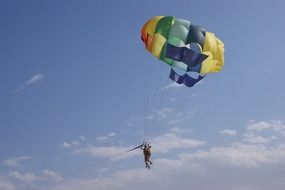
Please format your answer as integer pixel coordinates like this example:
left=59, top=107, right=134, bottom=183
left=141, top=16, right=225, bottom=87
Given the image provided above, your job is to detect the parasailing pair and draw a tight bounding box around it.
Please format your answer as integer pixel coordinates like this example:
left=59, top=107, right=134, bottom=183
left=130, top=16, right=226, bottom=168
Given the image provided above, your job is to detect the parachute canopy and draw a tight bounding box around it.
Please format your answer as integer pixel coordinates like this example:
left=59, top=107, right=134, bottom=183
left=141, top=16, right=225, bottom=87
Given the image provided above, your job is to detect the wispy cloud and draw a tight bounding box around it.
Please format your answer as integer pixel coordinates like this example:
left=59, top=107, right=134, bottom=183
left=164, top=82, right=183, bottom=89
left=25, top=73, right=44, bottom=85
left=180, top=142, right=285, bottom=168
left=60, top=136, right=86, bottom=149
left=242, top=133, right=271, bottom=144
left=16, top=73, right=44, bottom=92
left=0, top=176, right=15, bottom=190
left=164, top=78, right=205, bottom=90
left=73, top=145, right=137, bottom=161
left=167, top=110, right=197, bottom=126
left=9, top=171, right=39, bottom=184
left=5, top=119, right=285, bottom=190
left=60, top=142, right=72, bottom=148
left=247, top=120, right=274, bottom=132
left=170, top=127, right=192, bottom=134
left=73, top=132, right=204, bottom=161
left=8, top=169, right=62, bottom=184
left=60, top=141, right=80, bottom=149
left=153, top=108, right=173, bottom=120
left=153, top=133, right=205, bottom=153
left=3, top=156, right=33, bottom=167
left=247, top=120, right=285, bottom=135
left=42, top=169, right=63, bottom=182
left=241, top=120, right=285, bottom=144
left=146, top=107, right=197, bottom=124
left=220, top=129, right=238, bottom=136
left=96, top=132, right=116, bottom=142
left=57, top=119, right=285, bottom=190
left=47, top=142, right=285, bottom=190
left=126, top=104, right=199, bottom=136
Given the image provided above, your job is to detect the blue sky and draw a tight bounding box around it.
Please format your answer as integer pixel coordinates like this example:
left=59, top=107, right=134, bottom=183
left=1, top=0, right=285, bottom=190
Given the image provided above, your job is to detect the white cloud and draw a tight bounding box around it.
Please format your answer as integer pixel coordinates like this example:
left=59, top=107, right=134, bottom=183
left=220, top=129, right=238, bottom=136
left=3, top=156, right=33, bottom=167
left=164, top=78, right=205, bottom=90
left=49, top=119, right=285, bottom=190
left=180, top=143, right=285, bottom=168
left=72, top=141, right=80, bottom=146
left=6, top=120, right=285, bottom=190
left=167, top=109, right=197, bottom=126
left=49, top=142, right=285, bottom=190
left=43, top=169, right=63, bottom=182
left=126, top=117, right=136, bottom=127
left=170, top=127, right=192, bottom=134
left=8, top=170, right=62, bottom=185
left=9, top=171, right=39, bottom=184
left=73, top=132, right=204, bottom=160
left=247, top=120, right=285, bottom=135
left=247, top=121, right=274, bottom=132
left=108, top=132, right=116, bottom=137
left=96, top=132, right=116, bottom=142
left=164, top=82, right=183, bottom=89
left=73, top=146, right=138, bottom=161
left=153, top=133, right=205, bottom=153
left=60, top=142, right=72, bottom=148
left=126, top=105, right=199, bottom=137
left=25, top=73, right=44, bottom=85
left=153, top=108, right=173, bottom=120
left=16, top=73, right=44, bottom=92
left=0, top=176, right=15, bottom=190
left=243, top=133, right=270, bottom=144
left=145, top=107, right=197, bottom=126
left=241, top=120, right=285, bottom=144
left=60, top=136, right=87, bottom=149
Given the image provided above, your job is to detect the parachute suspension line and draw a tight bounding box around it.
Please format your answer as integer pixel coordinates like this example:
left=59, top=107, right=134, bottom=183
left=143, top=65, right=197, bottom=144
left=143, top=65, right=180, bottom=143
left=148, top=78, right=191, bottom=142
left=145, top=66, right=170, bottom=142
left=143, top=58, right=166, bottom=143
left=148, top=88, right=168, bottom=140
left=143, top=58, right=149, bottom=140
left=143, top=58, right=154, bottom=142
left=143, top=61, right=148, bottom=140
left=146, top=60, right=160, bottom=142
left=30, top=150, right=129, bottom=190
left=146, top=62, right=154, bottom=142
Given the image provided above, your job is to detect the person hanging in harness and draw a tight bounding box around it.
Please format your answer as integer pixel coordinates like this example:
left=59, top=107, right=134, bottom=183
left=142, top=144, right=152, bottom=169
left=126, top=142, right=153, bottom=169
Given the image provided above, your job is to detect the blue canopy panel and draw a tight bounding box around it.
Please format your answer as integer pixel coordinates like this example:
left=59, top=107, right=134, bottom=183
left=165, top=43, right=208, bottom=72
left=169, top=69, right=204, bottom=87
